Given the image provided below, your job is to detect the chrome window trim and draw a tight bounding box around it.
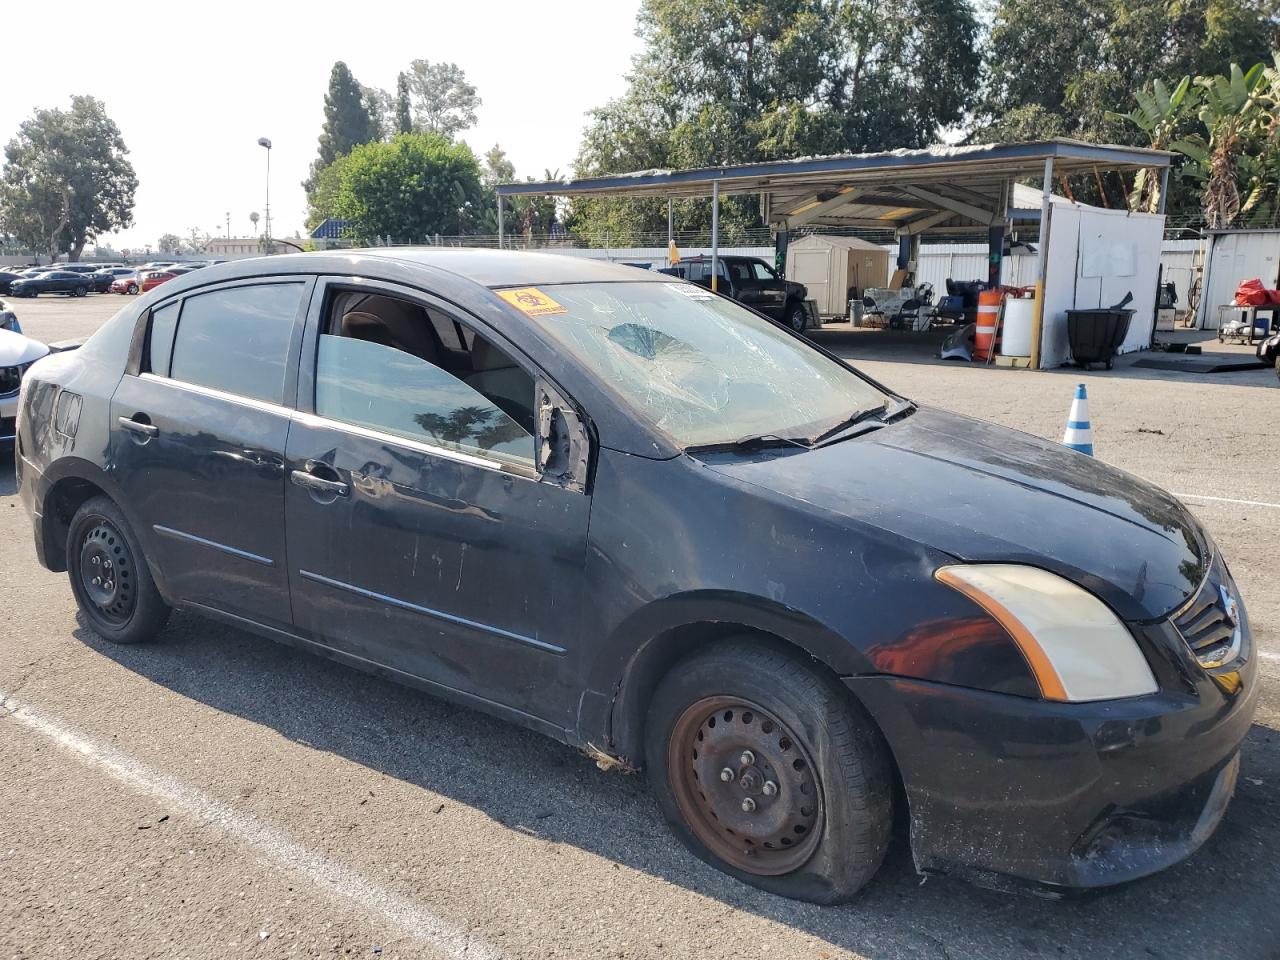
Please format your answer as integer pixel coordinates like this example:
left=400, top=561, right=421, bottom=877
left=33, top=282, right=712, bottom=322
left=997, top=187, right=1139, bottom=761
left=137, top=371, right=292, bottom=417
left=291, top=410, right=536, bottom=478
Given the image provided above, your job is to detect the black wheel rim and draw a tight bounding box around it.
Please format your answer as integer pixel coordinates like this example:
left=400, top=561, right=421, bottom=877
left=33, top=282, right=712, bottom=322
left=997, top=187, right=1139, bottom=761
left=668, top=696, right=823, bottom=875
left=78, top=520, right=136, bottom=624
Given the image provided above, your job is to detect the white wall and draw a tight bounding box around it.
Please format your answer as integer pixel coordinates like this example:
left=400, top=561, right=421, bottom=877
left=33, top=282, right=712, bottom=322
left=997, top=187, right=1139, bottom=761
left=1040, top=207, right=1165, bottom=367
left=1198, top=231, right=1280, bottom=328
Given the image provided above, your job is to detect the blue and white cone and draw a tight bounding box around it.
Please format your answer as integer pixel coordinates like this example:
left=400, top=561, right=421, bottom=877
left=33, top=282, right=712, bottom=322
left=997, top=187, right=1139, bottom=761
left=1062, top=384, right=1093, bottom=456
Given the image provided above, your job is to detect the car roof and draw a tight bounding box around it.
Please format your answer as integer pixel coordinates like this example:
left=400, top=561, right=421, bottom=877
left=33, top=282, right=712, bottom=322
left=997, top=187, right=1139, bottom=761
left=167, top=248, right=669, bottom=290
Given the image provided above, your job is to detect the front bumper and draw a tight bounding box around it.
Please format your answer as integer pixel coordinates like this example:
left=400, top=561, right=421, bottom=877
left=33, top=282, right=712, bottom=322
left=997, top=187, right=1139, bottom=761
left=1, top=393, right=17, bottom=440
left=848, top=630, right=1258, bottom=893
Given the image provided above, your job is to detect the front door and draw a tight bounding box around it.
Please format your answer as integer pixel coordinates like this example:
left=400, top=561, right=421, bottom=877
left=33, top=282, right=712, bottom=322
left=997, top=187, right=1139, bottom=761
left=283, top=280, right=591, bottom=732
left=108, top=279, right=311, bottom=630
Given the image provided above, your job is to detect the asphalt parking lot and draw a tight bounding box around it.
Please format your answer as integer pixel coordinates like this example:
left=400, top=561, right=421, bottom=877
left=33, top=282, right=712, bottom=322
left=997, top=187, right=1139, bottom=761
left=2, top=293, right=1278, bottom=960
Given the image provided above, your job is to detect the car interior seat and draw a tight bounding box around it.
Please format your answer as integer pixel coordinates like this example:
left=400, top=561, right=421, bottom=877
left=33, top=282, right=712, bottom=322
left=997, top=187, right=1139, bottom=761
left=464, top=336, right=535, bottom=432
left=338, top=294, right=439, bottom=365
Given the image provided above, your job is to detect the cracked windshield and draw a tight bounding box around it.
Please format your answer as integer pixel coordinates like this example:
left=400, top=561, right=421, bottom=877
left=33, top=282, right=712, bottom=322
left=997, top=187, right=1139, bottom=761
left=529, top=281, right=887, bottom=447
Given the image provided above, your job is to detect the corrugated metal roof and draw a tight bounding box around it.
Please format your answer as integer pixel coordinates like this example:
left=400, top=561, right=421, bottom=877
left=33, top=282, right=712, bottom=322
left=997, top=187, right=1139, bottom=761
left=497, top=139, right=1171, bottom=233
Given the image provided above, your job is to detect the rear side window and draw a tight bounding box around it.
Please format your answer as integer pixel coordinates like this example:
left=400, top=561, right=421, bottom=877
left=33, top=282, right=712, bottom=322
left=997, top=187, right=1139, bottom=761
left=147, top=302, right=179, bottom=375
left=169, top=283, right=302, bottom=404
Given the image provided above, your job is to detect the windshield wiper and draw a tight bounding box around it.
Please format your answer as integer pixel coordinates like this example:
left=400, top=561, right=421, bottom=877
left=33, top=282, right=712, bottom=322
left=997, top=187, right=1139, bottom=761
left=810, top=397, right=915, bottom=447
left=685, top=434, right=810, bottom=455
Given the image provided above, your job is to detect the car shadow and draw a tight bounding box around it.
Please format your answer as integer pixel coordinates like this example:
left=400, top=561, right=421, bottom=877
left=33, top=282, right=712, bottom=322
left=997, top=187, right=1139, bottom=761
left=73, top=611, right=1280, bottom=959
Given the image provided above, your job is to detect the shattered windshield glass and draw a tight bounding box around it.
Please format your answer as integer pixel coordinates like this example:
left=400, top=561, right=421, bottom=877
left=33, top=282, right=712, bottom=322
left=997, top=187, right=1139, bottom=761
left=523, top=282, right=887, bottom=447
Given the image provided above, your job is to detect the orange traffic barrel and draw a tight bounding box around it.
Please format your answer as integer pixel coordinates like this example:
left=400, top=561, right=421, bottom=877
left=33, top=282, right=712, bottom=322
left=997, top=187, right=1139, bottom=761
left=974, top=289, right=1003, bottom=361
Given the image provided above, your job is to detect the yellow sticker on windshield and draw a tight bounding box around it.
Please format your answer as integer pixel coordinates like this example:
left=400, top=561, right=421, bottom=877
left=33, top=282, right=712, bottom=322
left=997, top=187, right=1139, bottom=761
left=497, top=287, right=567, bottom=317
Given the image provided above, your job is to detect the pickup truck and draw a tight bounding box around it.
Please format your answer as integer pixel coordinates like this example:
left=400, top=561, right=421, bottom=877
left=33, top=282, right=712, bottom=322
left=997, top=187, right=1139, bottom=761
left=659, top=255, right=809, bottom=332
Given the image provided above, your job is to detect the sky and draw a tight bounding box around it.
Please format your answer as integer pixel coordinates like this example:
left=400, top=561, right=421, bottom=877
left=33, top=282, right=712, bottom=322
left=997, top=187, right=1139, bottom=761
left=3, top=0, right=644, bottom=252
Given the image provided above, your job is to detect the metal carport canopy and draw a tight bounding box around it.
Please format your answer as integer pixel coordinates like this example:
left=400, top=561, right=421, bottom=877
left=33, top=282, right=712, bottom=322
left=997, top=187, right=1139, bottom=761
left=495, top=139, right=1173, bottom=233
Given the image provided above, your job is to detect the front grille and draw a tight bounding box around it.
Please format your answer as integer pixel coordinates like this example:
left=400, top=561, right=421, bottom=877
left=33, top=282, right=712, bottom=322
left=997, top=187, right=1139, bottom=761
left=0, top=363, right=23, bottom=397
left=1173, top=555, right=1244, bottom=668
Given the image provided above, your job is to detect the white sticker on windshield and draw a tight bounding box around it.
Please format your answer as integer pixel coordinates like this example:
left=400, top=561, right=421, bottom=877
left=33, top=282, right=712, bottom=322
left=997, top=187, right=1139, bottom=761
left=666, top=283, right=714, bottom=301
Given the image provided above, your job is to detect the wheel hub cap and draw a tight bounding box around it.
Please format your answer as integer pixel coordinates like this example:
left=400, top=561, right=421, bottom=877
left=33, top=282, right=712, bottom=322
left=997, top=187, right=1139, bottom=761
left=79, top=522, right=135, bottom=623
left=668, top=697, right=823, bottom=875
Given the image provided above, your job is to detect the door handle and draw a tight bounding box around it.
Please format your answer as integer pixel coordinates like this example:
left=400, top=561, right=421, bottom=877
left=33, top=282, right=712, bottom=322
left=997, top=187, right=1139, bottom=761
left=117, top=416, right=158, bottom=438
left=290, top=468, right=349, bottom=498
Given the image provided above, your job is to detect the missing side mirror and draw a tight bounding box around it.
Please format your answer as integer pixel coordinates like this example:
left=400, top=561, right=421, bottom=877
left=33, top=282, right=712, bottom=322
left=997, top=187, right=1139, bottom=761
left=536, top=380, right=590, bottom=492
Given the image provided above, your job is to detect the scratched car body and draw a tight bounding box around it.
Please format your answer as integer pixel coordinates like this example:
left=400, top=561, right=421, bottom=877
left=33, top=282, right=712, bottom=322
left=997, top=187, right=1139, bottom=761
left=15, top=250, right=1257, bottom=902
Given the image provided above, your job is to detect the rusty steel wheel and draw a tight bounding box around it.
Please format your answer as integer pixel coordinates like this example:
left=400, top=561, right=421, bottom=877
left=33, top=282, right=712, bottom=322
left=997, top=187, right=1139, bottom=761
left=668, top=696, right=823, bottom=875
left=647, top=640, right=893, bottom=902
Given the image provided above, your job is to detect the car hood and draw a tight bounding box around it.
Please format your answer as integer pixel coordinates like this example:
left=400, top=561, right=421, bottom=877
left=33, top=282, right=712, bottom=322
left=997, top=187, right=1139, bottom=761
left=699, top=406, right=1207, bottom=621
left=0, top=328, right=49, bottom=366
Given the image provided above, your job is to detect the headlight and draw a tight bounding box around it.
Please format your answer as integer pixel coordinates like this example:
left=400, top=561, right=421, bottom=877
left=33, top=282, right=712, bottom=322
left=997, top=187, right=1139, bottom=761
left=936, top=564, right=1157, bottom=702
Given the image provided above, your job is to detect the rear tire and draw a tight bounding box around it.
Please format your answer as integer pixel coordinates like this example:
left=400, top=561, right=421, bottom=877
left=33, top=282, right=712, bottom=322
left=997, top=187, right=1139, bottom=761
left=66, top=496, right=170, bottom=644
left=785, top=301, right=808, bottom=333
left=127, top=282, right=138, bottom=295
left=645, top=638, right=893, bottom=903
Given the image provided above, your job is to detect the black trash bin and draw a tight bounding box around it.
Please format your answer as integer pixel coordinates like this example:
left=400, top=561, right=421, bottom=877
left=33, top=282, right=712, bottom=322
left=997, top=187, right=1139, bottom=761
left=1067, top=293, right=1135, bottom=369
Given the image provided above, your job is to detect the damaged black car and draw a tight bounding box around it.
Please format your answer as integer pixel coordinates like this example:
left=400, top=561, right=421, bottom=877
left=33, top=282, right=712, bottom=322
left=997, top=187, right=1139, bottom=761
left=15, top=250, right=1257, bottom=902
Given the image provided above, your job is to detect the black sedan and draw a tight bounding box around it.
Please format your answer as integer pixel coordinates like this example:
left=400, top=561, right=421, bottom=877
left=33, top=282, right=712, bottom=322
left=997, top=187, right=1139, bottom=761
left=0, top=270, right=24, bottom=295
left=89, top=267, right=139, bottom=293
left=9, top=270, right=91, bottom=297
left=14, top=250, right=1256, bottom=902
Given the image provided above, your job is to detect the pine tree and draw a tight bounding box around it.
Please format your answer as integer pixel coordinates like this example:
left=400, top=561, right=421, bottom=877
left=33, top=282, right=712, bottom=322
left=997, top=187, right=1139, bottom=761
left=395, top=72, right=413, bottom=135
left=316, top=61, right=377, bottom=167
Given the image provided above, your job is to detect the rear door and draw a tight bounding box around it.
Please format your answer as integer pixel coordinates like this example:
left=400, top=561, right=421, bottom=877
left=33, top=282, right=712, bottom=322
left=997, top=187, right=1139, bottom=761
left=109, top=277, right=311, bottom=630
left=283, top=277, right=592, bottom=730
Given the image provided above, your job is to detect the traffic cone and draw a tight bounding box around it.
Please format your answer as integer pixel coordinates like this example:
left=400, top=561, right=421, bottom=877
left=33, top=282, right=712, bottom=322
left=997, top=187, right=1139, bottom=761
left=1061, top=384, right=1093, bottom=456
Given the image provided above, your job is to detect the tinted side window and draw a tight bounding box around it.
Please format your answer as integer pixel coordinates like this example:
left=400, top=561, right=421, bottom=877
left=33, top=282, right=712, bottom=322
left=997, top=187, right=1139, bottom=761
left=315, top=292, right=535, bottom=468
left=147, top=301, right=180, bottom=375
left=169, top=282, right=302, bottom=404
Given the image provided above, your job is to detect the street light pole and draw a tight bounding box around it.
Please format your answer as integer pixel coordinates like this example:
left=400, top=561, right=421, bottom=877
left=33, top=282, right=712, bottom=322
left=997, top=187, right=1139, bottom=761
left=257, top=137, right=272, bottom=244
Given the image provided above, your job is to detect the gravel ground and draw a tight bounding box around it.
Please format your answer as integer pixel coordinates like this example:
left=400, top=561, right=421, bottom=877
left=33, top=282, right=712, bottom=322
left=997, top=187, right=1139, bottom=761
left=2, top=293, right=1277, bottom=960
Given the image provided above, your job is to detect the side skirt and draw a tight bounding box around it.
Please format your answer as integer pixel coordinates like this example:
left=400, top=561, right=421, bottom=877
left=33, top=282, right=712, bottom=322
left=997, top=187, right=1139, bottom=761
left=180, top=600, right=578, bottom=747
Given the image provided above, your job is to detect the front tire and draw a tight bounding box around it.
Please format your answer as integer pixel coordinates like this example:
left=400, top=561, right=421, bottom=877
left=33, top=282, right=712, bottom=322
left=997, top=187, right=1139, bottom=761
left=67, top=496, right=170, bottom=644
left=74, top=285, right=87, bottom=297
left=785, top=301, right=808, bottom=333
left=645, top=639, right=893, bottom=903
left=127, top=282, right=139, bottom=295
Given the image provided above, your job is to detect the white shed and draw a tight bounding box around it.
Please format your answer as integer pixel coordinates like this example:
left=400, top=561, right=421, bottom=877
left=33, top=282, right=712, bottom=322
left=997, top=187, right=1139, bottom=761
left=1196, top=229, right=1280, bottom=328
left=786, top=234, right=892, bottom=318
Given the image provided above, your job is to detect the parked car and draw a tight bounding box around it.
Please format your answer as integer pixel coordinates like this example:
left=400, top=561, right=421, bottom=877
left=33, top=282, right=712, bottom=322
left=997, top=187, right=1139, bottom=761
left=8, top=270, right=91, bottom=297
left=15, top=250, right=1257, bottom=903
left=109, top=272, right=141, bottom=295
left=90, top=267, right=138, bottom=293
left=660, top=255, right=809, bottom=331
left=1, top=325, right=51, bottom=441
left=139, top=270, right=176, bottom=292
left=0, top=299, right=19, bottom=334
left=1257, top=330, right=1280, bottom=380
left=0, top=270, right=25, bottom=295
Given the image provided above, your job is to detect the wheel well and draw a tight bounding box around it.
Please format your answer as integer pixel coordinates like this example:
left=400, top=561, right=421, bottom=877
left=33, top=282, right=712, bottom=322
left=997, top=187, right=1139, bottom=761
left=612, top=622, right=863, bottom=765
left=42, top=476, right=107, bottom=571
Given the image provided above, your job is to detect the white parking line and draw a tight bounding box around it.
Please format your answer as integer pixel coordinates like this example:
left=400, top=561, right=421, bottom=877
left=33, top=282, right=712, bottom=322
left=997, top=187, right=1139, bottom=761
left=1259, top=650, right=1280, bottom=664
left=1174, top=493, right=1280, bottom=510
left=0, top=692, right=504, bottom=960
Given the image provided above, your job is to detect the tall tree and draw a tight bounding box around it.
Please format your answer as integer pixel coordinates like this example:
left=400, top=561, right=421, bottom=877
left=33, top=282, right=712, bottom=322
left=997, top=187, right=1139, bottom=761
left=0, top=96, right=136, bottom=260
left=976, top=0, right=1280, bottom=143
left=157, top=232, right=181, bottom=254
left=405, top=60, right=481, bottom=137
left=332, top=132, right=484, bottom=241
left=570, top=0, right=980, bottom=240
left=395, top=72, right=413, bottom=135
left=303, top=62, right=378, bottom=202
